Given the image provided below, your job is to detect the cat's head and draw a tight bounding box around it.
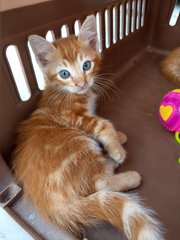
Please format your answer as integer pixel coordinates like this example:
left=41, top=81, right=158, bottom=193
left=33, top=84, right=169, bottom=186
left=29, top=15, right=101, bottom=94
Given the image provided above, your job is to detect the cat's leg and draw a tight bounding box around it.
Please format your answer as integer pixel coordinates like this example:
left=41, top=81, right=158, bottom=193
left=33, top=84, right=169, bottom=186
left=65, top=112, right=126, bottom=164
left=103, top=157, right=119, bottom=174
left=95, top=171, right=141, bottom=192
left=91, top=119, right=127, bottom=164
left=94, top=158, right=141, bottom=192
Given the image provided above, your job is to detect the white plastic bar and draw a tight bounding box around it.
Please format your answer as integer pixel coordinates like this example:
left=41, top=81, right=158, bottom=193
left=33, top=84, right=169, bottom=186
left=96, top=12, right=103, bottom=52
left=126, top=1, right=130, bottom=36
left=61, top=25, right=70, bottom=38
left=6, top=45, right=31, bottom=101
left=27, top=41, right=46, bottom=90
left=136, top=0, right=141, bottom=29
left=105, top=9, right=110, bottom=48
left=141, top=0, right=146, bottom=27
left=131, top=0, right=136, bottom=32
left=119, top=4, right=124, bottom=39
left=74, top=20, right=81, bottom=36
left=113, top=6, right=118, bottom=43
left=169, top=0, right=180, bottom=26
left=46, top=30, right=55, bottom=42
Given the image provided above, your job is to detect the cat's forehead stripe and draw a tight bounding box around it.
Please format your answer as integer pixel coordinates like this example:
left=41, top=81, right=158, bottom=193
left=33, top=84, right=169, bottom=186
left=57, top=36, right=82, bottom=63
left=55, top=36, right=92, bottom=64
left=79, top=54, right=83, bottom=61
left=62, top=60, right=68, bottom=67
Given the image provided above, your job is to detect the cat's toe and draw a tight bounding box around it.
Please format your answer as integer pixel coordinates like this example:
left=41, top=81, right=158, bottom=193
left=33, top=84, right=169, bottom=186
left=109, top=147, right=126, bottom=164
left=117, top=131, right=128, bottom=145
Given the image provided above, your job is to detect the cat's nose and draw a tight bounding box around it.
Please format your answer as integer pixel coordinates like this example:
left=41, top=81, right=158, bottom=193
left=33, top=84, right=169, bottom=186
left=75, top=81, right=87, bottom=89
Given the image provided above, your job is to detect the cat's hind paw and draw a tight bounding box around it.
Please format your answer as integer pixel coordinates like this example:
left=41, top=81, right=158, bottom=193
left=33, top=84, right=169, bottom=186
left=124, top=171, right=142, bottom=190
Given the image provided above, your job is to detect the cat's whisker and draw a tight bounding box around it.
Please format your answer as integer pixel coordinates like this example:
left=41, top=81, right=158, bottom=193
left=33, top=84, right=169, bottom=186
left=94, top=77, right=121, bottom=98
left=48, top=89, right=70, bottom=110
left=56, top=91, right=65, bottom=109
left=96, top=72, right=119, bottom=79
left=92, top=83, right=111, bottom=102
left=50, top=89, right=64, bottom=102
left=92, top=86, right=104, bottom=103
left=61, top=91, right=71, bottom=110
left=98, top=79, right=122, bottom=97
left=95, top=78, right=117, bottom=90
left=96, top=76, right=119, bottom=90
left=66, top=91, right=73, bottom=110
left=53, top=91, right=65, bottom=106
left=95, top=75, right=116, bottom=84
left=95, top=76, right=119, bottom=89
left=93, top=83, right=112, bottom=101
left=92, top=84, right=104, bottom=102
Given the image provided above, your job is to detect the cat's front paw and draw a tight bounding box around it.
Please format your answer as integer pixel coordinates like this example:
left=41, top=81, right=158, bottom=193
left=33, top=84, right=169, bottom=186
left=116, top=131, right=127, bottom=145
left=107, top=145, right=126, bottom=164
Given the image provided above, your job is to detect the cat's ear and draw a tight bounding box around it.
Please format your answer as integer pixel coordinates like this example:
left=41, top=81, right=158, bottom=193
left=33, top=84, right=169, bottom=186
left=28, top=35, right=55, bottom=69
left=78, top=15, right=98, bottom=51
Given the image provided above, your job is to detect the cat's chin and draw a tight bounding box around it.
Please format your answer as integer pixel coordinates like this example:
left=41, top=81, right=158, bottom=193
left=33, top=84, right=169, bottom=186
left=64, top=86, right=91, bottom=95
left=76, top=88, right=90, bottom=95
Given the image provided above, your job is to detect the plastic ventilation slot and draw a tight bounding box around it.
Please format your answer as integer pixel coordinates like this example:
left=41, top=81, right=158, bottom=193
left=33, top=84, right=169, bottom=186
left=74, top=20, right=81, bottom=36
left=105, top=9, right=111, bottom=48
left=27, top=41, right=46, bottom=90
left=169, top=0, right=180, bottom=26
left=101, top=0, right=147, bottom=44
left=126, top=1, right=131, bottom=36
left=119, top=4, right=124, bottom=40
left=136, top=0, right=141, bottom=29
left=131, top=0, right=136, bottom=32
left=6, top=45, right=31, bottom=101
left=113, top=6, right=118, bottom=44
left=141, top=0, right=146, bottom=27
left=46, top=30, right=55, bottom=42
left=61, top=25, right=70, bottom=38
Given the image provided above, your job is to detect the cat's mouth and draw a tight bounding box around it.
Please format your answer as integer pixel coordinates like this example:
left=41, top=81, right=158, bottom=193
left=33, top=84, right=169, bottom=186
left=64, top=79, right=94, bottom=94
left=65, top=84, right=90, bottom=94
left=69, top=81, right=94, bottom=94
left=76, top=84, right=90, bottom=94
left=77, top=80, right=95, bottom=94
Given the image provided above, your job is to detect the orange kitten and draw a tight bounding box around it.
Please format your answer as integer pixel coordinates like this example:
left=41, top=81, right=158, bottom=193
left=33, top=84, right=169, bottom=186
left=13, top=16, right=164, bottom=240
left=161, top=47, right=180, bottom=85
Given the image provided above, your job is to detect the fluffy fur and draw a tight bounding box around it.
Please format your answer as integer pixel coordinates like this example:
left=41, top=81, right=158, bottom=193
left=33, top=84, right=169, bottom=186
left=161, top=47, right=180, bottom=85
left=13, top=16, right=164, bottom=239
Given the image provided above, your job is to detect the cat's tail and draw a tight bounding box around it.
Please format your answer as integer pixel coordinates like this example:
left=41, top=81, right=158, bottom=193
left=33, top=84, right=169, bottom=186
left=53, top=191, right=164, bottom=240
left=161, top=47, right=180, bottom=85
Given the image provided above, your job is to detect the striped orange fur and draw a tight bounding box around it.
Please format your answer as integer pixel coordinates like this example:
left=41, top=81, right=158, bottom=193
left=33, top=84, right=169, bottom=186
left=13, top=16, right=164, bottom=239
left=161, top=47, right=180, bottom=85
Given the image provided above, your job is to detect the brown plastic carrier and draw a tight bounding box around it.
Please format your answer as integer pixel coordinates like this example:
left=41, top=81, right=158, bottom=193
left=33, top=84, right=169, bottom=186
left=0, top=0, right=180, bottom=239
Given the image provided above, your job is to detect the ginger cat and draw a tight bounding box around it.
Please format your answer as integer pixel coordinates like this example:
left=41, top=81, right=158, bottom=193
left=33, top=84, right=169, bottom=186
left=13, top=16, right=164, bottom=240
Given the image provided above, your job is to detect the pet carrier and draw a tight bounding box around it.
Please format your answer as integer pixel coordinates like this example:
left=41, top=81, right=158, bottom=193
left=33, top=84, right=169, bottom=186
left=0, top=0, right=180, bottom=239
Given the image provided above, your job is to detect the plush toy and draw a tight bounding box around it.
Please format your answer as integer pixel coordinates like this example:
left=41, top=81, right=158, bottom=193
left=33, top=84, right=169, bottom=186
left=159, top=89, right=180, bottom=163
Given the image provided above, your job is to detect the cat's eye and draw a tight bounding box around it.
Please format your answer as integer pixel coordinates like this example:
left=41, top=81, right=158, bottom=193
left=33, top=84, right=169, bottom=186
left=83, top=60, right=91, bottom=71
left=59, top=70, right=70, bottom=79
